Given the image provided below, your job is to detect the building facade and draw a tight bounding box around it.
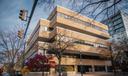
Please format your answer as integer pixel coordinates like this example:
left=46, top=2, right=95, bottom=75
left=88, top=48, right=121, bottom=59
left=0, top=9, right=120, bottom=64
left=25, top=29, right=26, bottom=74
left=25, top=6, right=112, bottom=74
left=102, top=11, right=128, bottom=38
left=102, top=11, right=128, bottom=72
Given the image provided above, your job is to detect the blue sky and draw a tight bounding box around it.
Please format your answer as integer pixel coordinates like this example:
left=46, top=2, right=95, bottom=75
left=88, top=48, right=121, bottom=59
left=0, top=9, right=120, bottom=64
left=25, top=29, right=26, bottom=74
left=0, top=0, right=54, bottom=37
left=0, top=0, right=72, bottom=38
left=0, top=0, right=33, bottom=33
left=0, top=0, right=128, bottom=38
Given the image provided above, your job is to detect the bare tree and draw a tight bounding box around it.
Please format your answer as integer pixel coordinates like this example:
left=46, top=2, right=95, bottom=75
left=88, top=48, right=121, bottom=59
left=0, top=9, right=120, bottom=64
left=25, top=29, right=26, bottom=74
left=110, top=35, right=128, bottom=72
left=48, top=33, right=74, bottom=76
left=38, top=0, right=128, bottom=21
left=0, top=51, right=6, bottom=64
left=0, top=30, right=25, bottom=76
left=67, top=0, right=128, bottom=21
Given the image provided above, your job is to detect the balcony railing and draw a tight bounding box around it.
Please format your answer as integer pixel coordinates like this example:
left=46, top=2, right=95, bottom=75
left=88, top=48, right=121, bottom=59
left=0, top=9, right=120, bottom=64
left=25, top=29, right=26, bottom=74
left=55, top=57, right=111, bottom=65
left=48, top=42, right=111, bottom=57
left=26, top=30, right=39, bottom=52
left=56, top=17, right=110, bottom=39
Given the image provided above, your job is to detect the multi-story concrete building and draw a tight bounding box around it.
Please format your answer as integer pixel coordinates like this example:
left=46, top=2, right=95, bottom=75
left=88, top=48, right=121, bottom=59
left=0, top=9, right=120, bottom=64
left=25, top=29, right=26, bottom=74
left=102, top=11, right=128, bottom=38
left=25, top=6, right=112, bottom=74
left=102, top=11, right=128, bottom=72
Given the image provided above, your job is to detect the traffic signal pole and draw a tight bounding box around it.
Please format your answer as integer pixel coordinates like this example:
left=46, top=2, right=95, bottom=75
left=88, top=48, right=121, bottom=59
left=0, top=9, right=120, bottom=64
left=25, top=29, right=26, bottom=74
left=23, top=0, right=38, bottom=38
left=19, top=0, right=39, bottom=68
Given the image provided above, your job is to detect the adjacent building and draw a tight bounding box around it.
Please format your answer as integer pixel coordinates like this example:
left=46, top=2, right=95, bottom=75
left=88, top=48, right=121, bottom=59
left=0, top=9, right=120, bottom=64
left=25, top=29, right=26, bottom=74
left=102, top=11, right=128, bottom=72
left=102, top=11, right=128, bottom=38
left=25, top=6, right=112, bottom=74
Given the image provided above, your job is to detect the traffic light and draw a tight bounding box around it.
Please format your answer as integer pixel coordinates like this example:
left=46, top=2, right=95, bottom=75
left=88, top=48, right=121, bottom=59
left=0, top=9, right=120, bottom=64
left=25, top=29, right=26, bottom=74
left=19, top=9, right=27, bottom=21
left=17, top=29, right=24, bottom=39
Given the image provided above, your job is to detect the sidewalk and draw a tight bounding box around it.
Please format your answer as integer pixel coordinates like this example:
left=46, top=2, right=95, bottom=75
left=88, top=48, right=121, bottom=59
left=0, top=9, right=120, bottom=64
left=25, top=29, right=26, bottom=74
left=24, top=72, right=128, bottom=76
left=77, top=72, right=128, bottom=76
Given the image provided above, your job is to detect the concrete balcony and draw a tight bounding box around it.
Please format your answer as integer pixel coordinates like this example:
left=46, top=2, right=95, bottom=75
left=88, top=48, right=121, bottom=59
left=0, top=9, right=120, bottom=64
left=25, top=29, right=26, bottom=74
left=38, top=29, right=56, bottom=42
left=53, top=57, right=111, bottom=66
left=50, top=16, right=110, bottom=39
left=26, top=29, right=56, bottom=52
left=56, top=27, right=110, bottom=46
left=56, top=6, right=108, bottom=30
left=26, top=29, right=39, bottom=52
left=49, top=42, right=111, bottom=58
left=69, top=44, right=111, bottom=57
left=48, top=6, right=109, bottom=31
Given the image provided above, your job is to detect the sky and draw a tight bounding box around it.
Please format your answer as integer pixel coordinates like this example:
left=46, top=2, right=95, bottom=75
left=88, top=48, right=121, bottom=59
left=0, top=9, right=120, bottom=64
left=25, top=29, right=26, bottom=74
left=0, top=0, right=128, bottom=38
left=0, top=0, right=47, bottom=37
left=0, top=0, right=72, bottom=38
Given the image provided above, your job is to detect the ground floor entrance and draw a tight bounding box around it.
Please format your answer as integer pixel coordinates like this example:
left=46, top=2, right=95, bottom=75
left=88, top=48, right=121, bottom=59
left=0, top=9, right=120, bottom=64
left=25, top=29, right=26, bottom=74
left=59, top=65, right=112, bottom=73
left=77, top=65, right=92, bottom=73
left=77, top=65, right=112, bottom=73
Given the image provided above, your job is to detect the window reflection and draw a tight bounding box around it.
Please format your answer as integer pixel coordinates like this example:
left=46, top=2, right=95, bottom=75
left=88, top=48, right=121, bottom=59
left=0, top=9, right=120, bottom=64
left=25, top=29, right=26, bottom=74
left=57, top=13, right=108, bottom=33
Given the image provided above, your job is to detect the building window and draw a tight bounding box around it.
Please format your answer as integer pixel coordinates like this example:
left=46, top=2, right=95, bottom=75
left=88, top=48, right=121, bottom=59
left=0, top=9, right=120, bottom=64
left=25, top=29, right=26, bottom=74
left=48, top=27, right=54, bottom=31
left=108, top=21, right=113, bottom=27
left=114, top=23, right=124, bottom=30
left=56, top=65, right=75, bottom=72
left=94, top=65, right=106, bottom=72
left=113, top=18, right=122, bottom=25
left=74, top=39, right=108, bottom=49
left=112, top=15, right=121, bottom=21
left=115, top=27, right=125, bottom=34
left=57, top=12, right=107, bottom=32
left=107, top=66, right=113, bottom=72
left=77, top=65, right=92, bottom=73
left=109, top=31, right=114, bottom=35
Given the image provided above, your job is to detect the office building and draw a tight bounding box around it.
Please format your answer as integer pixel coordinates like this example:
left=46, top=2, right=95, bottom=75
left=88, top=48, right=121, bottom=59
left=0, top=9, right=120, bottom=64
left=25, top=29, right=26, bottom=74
left=25, top=6, right=112, bottom=74
left=102, top=11, right=128, bottom=38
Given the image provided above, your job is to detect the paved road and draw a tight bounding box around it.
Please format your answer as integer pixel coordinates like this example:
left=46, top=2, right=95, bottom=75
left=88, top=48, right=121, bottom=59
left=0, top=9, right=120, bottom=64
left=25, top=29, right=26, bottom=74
left=24, top=72, right=128, bottom=76
left=74, top=72, right=128, bottom=76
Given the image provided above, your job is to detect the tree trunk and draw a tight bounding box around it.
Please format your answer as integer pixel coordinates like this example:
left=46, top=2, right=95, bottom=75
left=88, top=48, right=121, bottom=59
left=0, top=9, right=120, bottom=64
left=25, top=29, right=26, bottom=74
left=111, top=57, right=116, bottom=76
left=42, top=62, right=44, bottom=76
left=8, top=63, right=15, bottom=76
left=58, top=57, right=62, bottom=76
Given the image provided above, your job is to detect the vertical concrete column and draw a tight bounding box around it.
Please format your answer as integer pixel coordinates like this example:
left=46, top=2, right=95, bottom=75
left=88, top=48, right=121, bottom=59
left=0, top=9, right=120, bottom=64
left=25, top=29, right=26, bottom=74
left=50, top=68, right=55, bottom=76
left=43, top=49, right=46, bottom=55
left=74, top=65, right=78, bottom=73
left=44, top=49, right=47, bottom=55
left=105, top=66, right=108, bottom=72
left=92, top=65, right=95, bottom=72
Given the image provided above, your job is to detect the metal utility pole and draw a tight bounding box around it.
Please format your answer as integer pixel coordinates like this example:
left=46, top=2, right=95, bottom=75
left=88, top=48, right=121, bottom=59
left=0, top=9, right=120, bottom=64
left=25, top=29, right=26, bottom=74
left=18, top=0, right=39, bottom=68
left=23, top=0, right=39, bottom=38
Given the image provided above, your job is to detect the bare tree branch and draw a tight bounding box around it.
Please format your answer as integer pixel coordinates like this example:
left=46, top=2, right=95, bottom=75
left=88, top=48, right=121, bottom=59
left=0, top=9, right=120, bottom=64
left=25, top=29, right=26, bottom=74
left=94, top=0, right=122, bottom=20
left=0, top=30, right=25, bottom=75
